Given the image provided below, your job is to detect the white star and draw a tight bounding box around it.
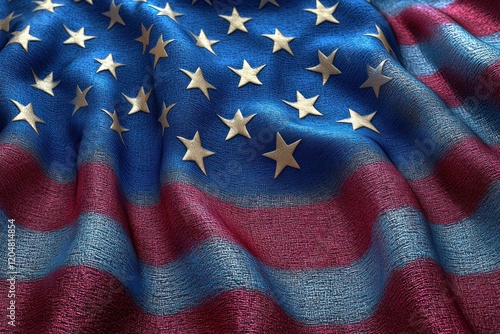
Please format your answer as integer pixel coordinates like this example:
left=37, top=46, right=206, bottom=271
left=190, top=29, right=218, bottom=55
left=122, top=87, right=151, bottom=115
left=180, top=67, right=216, bottom=100
left=177, top=131, right=215, bottom=175
left=307, top=49, right=341, bottom=85
left=149, top=35, right=174, bottom=69
left=304, top=0, right=339, bottom=25
left=74, top=0, right=93, bottom=4
left=31, top=69, right=60, bottom=96
left=192, top=0, right=211, bottom=4
left=102, top=0, right=125, bottom=29
left=135, top=23, right=153, bottom=54
left=0, top=12, right=21, bottom=32
left=10, top=100, right=45, bottom=135
left=259, top=0, right=279, bottom=9
left=228, top=60, right=265, bottom=87
left=102, top=109, right=128, bottom=144
left=63, top=25, right=95, bottom=48
left=71, top=85, right=92, bottom=115
left=33, top=0, right=64, bottom=13
left=149, top=3, right=183, bottom=23
left=360, top=59, right=392, bottom=98
left=364, top=25, right=394, bottom=55
left=283, top=91, right=322, bottom=118
left=158, top=102, right=175, bottom=136
left=337, top=109, right=380, bottom=133
left=262, top=28, right=295, bottom=56
left=7, top=26, right=40, bottom=52
left=218, top=109, right=256, bottom=140
left=219, top=8, right=251, bottom=34
left=263, top=132, right=301, bottom=179
left=95, top=54, right=125, bottom=80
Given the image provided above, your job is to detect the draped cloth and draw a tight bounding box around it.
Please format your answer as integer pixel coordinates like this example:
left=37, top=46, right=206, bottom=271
left=0, top=0, right=499, bottom=332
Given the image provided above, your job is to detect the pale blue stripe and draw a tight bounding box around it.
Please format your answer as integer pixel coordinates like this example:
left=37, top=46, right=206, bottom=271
left=429, top=183, right=500, bottom=274
left=481, top=31, right=500, bottom=50
left=399, top=24, right=500, bottom=77
left=399, top=44, right=440, bottom=77
left=1, top=186, right=498, bottom=324
left=370, top=0, right=454, bottom=17
left=450, top=99, right=500, bottom=146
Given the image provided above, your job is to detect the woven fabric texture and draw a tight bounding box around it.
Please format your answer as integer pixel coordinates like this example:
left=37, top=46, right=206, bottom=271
left=0, top=0, right=499, bottom=333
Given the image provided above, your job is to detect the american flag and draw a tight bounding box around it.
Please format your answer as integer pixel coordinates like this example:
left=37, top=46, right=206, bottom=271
left=0, top=0, right=499, bottom=332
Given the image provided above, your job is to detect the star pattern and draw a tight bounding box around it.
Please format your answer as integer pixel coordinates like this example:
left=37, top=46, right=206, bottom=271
left=7, top=26, right=40, bottom=52
left=63, top=25, right=95, bottom=48
left=360, top=59, right=393, bottom=98
left=283, top=91, right=322, bottom=118
left=102, top=109, right=129, bottom=144
left=337, top=109, right=380, bottom=133
left=307, top=49, right=341, bottom=85
left=123, top=87, right=151, bottom=115
left=10, top=100, right=45, bottom=135
left=219, top=8, right=251, bottom=34
left=177, top=131, right=215, bottom=175
left=263, top=132, right=301, bottom=179
left=71, top=85, right=92, bottom=115
left=0, top=4, right=484, bottom=334
left=0, top=12, right=20, bottom=32
left=149, top=35, right=174, bottom=69
left=0, top=2, right=390, bottom=182
left=102, top=0, right=125, bottom=29
left=180, top=67, right=216, bottom=100
left=31, top=69, right=60, bottom=96
left=95, top=54, right=125, bottom=80
left=158, top=102, right=175, bottom=136
left=33, top=0, right=64, bottom=13
left=150, top=3, right=183, bottom=23
left=365, top=25, right=394, bottom=55
left=135, top=23, right=153, bottom=54
left=228, top=60, right=265, bottom=87
left=263, top=28, right=295, bottom=56
left=218, top=109, right=256, bottom=140
left=305, top=0, right=339, bottom=25
left=190, top=29, right=218, bottom=55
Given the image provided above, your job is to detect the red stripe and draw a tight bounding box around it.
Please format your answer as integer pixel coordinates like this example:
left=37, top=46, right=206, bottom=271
left=476, top=61, right=500, bottom=106
left=418, top=70, right=462, bottom=107
left=0, top=143, right=128, bottom=232
left=448, top=269, right=500, bottom=333
left=386, top=1, right=500, bottom=46
left=409, top=139, right=500, bottom=224
left=155, top=162, right=419, bottom=268
left=418, top=61, right=500, bottom=108
left=2, top=262, right=497, bottom=333
left=443, top=0, right=500, bottom=37
left=386, top=5, right=453, bottom=45
left=0, top=143, right=418, bottom=268
left=1, top=139, right=499, bottom=268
